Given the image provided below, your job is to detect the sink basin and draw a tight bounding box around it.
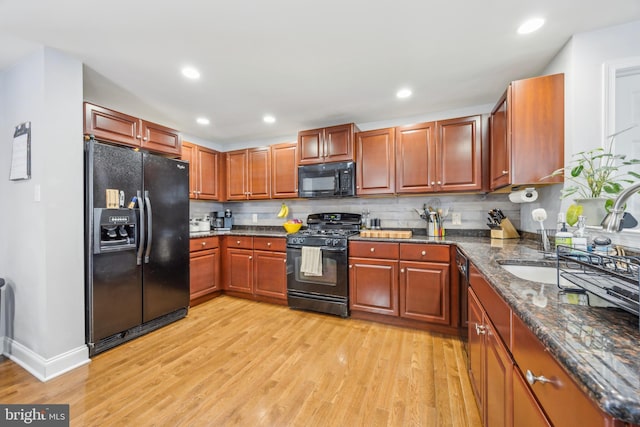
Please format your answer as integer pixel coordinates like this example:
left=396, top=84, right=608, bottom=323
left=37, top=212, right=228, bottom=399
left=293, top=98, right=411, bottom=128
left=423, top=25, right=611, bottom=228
left=500, top=264, right=558, bottom=284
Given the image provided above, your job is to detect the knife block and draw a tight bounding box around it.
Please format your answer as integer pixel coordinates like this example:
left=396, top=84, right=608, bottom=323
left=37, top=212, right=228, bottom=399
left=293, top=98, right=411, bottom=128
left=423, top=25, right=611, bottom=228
left=490, top=218, right=520, bottom=239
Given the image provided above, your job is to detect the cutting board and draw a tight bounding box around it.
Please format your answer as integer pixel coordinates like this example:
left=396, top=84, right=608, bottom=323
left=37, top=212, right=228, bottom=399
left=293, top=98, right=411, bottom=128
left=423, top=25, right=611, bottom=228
left=359, top=230, right=413, bottom=239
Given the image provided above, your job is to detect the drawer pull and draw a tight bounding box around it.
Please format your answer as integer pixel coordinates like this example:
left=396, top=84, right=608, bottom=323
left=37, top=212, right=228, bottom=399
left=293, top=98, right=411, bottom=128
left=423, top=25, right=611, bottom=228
left=370, top=247, right=375, bottom=252
left=421, top=250, right=426, bottom=256
left=400, top=268, right=405, bottom=273
left=502, top=170, right=509, bottom=174
left=526, top=370, right=552, bottom=386
left=201, top=242, right=206, bottom=246
left=237, top=240, right=241, bottom=245
left=267, top=242, right=271, bottom=246
left=475, top=323, right=486, bottom=335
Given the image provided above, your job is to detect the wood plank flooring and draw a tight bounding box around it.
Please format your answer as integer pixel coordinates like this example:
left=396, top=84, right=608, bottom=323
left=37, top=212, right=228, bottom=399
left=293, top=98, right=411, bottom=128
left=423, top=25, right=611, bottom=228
left=0, top=296, right=481, bottom=426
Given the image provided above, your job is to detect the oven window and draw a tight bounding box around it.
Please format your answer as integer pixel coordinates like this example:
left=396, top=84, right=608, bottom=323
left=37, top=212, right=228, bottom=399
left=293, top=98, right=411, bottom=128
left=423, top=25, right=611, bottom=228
left=293, top=253, right=337, bottom=285
left=301, top=176, right=335, bottom=192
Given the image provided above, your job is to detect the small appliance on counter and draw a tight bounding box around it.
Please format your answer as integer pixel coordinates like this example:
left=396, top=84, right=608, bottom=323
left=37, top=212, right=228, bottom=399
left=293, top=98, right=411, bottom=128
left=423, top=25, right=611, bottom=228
left=210, top=209, right=233, bottom=231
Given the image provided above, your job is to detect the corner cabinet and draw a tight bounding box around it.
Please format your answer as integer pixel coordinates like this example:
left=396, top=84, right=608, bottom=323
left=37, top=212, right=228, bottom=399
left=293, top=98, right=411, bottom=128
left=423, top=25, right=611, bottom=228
left=298, top=123, right=357, bottom=165
left=84, top=102, right=181, bottom=157
left=181, top=141, right=222, bottom=200
left=225, top=147, right=271, bottom=200
left=490, top=73, right=564, bottom=191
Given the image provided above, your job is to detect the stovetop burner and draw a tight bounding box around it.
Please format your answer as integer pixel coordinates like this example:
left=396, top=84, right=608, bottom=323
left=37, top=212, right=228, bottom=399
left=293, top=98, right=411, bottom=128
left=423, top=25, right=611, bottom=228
left=286, top=212, right=361, bottom=248
left=296, top=229, right=359, bottom=237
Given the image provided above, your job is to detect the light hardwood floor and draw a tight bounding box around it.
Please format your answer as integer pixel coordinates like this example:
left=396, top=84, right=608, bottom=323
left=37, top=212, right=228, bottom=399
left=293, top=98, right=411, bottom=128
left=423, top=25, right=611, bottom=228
left=0, top=296, right=481, bottom=426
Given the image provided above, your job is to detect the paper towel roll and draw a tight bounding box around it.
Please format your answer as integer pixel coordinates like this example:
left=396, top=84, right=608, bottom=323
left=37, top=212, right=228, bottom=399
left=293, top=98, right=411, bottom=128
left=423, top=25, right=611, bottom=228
left=509, top=189, right=538, bottom=203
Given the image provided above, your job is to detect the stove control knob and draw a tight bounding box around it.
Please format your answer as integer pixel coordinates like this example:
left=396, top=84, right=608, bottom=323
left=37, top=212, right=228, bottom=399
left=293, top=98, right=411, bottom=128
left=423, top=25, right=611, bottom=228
left=325, top=238, right=333, bottom=246
left=333, top=239, right=340, bottom=246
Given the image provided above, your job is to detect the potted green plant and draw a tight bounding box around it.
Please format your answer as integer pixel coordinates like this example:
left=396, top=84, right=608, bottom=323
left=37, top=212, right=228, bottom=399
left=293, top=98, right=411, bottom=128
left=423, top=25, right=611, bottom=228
left=543, top=125, right=640, bottom=225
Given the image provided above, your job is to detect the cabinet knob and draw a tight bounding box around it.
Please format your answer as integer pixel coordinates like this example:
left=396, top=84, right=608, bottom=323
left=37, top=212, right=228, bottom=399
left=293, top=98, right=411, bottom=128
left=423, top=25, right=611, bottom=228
left=236, top=240, right=241, bottom=244
left=143, top=137, right=148, bottom=141
left=502, top=170, right=509, bottom=174
left=349, top=265, right=352, bottom=268
left=525, top=370, right=553, bottom=386
left=431, top=181, right=435, bottom=185
left=249, top=256, right=252, bottom=260
left=475, top=323, right=486, bottom=335
left=201, top=242, right=206, bottom=246
left=421, top=250, right=426, bottom=256
left=267, top=242, right=271, bottom=246
left=136, top=135, right=141, bottom=139
left=370, top=247, right=375, bottom=252
left=283, top=259, right=286, bottom=263
left=437, top=181, right=441, bottom=185
left=400, top=268, right=405, bottom=273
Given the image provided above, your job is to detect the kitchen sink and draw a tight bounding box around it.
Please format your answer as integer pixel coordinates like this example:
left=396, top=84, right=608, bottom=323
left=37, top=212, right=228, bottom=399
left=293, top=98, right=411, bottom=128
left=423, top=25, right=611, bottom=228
left=499, top=263, right=558, bottom=284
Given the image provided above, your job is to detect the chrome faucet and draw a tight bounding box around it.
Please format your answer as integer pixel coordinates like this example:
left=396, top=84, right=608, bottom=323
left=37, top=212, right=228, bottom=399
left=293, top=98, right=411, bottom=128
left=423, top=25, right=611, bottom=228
left=601, top=182, right=640, bottom=232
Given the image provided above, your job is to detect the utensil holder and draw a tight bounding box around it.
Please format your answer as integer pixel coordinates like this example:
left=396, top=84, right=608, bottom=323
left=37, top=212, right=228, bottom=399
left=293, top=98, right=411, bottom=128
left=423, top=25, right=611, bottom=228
left=490, top=218, right=520, bottom=239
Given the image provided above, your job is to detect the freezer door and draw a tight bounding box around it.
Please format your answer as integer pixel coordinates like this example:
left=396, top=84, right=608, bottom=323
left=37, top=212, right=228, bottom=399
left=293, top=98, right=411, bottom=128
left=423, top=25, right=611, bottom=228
left=86, top=140, right=143, bottom=343
left=142, top=153, right=190, bottom=321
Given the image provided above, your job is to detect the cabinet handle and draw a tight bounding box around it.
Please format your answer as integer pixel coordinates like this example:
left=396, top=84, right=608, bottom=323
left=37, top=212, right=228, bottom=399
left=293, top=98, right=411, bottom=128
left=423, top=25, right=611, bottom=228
left=283, top=259, right=286, bottom=263
left=400, top=268, right=405, bottom=273
left=201, top=242, right=206, bottom=246
left=437, top=181, right=441, bottom=185
left=475, top=323, right=486, bottom=335
left=421, top=250, right=426, bottom=256
left=249, top=256, right=252, bottom=260
left=143, top=137, right=148, bottom=141
left=370, top=247, right=375, bottom=252
left=136, top=134, right=142, bottom=139
left=502, top=170, right=509, bottom=174
left=431, top=181, right=435, bottom=185
left=349, top=265, right=352, bottom=268
left=525, top=370, right=553, bottom=386
left=267, top=242, right=271, bottom=246
left=236, top=240, right=241, bottom=245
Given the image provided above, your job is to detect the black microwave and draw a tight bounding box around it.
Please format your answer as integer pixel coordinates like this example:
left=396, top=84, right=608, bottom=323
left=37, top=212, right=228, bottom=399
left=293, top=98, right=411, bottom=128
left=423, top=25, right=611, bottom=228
left=298, top=161, right=356, bottom=198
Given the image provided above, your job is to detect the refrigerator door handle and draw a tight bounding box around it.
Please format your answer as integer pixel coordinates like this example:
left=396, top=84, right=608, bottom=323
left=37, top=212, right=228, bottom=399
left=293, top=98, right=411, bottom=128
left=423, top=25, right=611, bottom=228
left=144, top=190, right=153, bottom=264
left=136, top=190, right=145, bottom=265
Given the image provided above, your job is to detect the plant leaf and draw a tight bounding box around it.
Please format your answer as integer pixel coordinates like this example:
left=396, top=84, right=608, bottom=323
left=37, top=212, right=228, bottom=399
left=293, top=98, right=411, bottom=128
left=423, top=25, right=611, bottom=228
left=570, top=165, right=583, bottom=177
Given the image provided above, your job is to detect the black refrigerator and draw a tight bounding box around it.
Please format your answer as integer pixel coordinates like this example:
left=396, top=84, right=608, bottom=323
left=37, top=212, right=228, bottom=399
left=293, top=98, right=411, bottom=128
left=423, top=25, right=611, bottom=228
left=85, top=138, right=190, bottom=356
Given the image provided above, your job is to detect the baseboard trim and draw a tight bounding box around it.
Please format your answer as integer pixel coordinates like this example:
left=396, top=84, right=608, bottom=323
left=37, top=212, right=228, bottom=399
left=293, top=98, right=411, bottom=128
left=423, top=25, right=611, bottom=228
left=3, top=337, right=90, bottom=382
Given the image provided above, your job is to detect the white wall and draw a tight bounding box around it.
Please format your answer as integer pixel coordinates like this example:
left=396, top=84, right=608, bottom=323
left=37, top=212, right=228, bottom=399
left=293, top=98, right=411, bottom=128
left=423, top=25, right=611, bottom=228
left=521, top=20, right=640, bottom=248
left=0, top=47, right=88, bottom=380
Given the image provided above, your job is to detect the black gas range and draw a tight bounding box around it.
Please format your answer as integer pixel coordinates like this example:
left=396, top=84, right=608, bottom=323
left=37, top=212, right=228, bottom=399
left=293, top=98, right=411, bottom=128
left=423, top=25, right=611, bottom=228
left=286, top=213, right=361, bottom=317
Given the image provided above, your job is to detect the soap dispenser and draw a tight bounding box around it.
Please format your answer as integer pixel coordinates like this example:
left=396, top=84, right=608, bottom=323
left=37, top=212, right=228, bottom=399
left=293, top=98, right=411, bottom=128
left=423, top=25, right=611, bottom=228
left=555, top=223, right=573, bottom=247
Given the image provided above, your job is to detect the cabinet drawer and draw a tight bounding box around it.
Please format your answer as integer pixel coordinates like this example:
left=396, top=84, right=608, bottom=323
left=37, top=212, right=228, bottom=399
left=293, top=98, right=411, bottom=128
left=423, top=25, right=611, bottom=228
left=511, top=314, right=611, bottom=427
left=468, top=263, right=511, bottom=347
left=226, top=236, right=253, bottom=249
left=253, top=237, right=286, bottom=252
left=349, top=241, right=399, bottom=259
left=399, top=243, right=449, bottom=262
left=190, top=237, right=219, bottom=252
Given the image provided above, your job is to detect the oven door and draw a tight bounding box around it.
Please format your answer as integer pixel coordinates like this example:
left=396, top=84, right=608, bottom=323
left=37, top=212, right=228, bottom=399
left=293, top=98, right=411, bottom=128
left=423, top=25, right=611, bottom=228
left=286, top=245, right=348, bottom=297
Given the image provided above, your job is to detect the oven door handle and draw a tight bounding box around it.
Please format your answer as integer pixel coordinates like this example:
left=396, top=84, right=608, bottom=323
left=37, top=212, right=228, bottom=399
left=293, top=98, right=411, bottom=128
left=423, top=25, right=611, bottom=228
left=287, top=245, right=347, bottom=253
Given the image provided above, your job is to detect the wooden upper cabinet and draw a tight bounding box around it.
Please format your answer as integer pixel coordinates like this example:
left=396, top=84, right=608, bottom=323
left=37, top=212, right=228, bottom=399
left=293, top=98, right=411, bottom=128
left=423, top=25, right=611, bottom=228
left=226, top=147, right=270, bottom=200
left=248, top=147, right=271, bottom=199
left=298, top=123, right=356, bottom=164
left=437, top=115, right=482, bottom=192
left=84, top=102, right=181, bottom=157
left=395, top=122, right=437, bottom=193
left=271, top=142, right=298, bottom=198
left=181, top=141, right=221, bottom=200
left=356, top=128, right=395, bottom=195
left=490, top=73, right=564, bottom=191
left=140, top=121, right=181, bottom=156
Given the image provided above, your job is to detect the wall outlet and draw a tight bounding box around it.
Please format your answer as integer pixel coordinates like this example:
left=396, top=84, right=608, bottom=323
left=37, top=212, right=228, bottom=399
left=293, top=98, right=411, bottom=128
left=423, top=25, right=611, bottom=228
left=252, top=213, right=258, bottom=223
left=452, top=212, right=462, bottom=225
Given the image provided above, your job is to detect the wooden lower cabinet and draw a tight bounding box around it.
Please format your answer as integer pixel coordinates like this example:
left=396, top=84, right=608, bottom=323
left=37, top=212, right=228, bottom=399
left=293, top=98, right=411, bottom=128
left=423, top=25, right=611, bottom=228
left=512, top=366, right=551, bottom=427
left=222, top=236, right=287, bottom=303
left=349, top=241, right=455, bottom=332
left=189, top=237, right=221, bottom=305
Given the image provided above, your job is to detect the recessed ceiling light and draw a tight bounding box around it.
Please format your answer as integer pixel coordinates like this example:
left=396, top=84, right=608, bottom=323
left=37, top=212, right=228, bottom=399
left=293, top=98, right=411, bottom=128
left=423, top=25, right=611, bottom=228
left=181, top=66, right=201, bottom=80
left=517, top=18, right=545, bottom=35
left=396, top=88, right=412, bottom=99
left=196, top=117, right=210, bottom=125
left=263, top=115, right=276, bottom=124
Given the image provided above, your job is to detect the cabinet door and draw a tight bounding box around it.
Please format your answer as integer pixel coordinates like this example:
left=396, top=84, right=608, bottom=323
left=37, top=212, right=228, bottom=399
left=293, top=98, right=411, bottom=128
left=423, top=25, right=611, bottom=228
left=513, top=366, right=552, bottom=427
left=349, top=258, right=398, bottom=316
left=140, top=120, right=181, bottom=156
left=395, top=122, right=437, bottom=193
left=399, top=261, right=450, bottom=325
left=254, top=250, right=287, bottom=300
left=490, top=92, right=510, bottom=190
left=437, top=115, right=482, bottom=192
left=248, top=147, right=271, bottom=199
left=226, top=150, right=248, bottom=200
left=190, top=248, right=220, bottom=301
left=84, top=103, right=141, bottom=148
left=225, top=248, right=253, bottom=293
left=324, top=123, right=355, bottom=162
left=485, top=317, right=513, bottom=427
left=356, top=128, right=395, bottom=195
left=197, top=146, right=221, bottom=200
left=181, top=141, right=198, bottom=199
left=298, top=128, right=324, bottom=165
left=468, top=289, right=484, bottom=413
left=271, top=142, right=298, bottom=198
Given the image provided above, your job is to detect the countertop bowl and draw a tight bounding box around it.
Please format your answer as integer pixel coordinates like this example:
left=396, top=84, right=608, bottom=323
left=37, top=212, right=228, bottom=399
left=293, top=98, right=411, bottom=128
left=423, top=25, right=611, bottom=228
left=283, top=222, right=302, bottom=234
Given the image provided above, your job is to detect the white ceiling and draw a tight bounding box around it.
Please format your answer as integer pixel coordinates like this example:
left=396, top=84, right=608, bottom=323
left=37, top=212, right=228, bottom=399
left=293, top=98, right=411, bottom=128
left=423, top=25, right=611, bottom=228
left=1, top=1, right=640, bottom=147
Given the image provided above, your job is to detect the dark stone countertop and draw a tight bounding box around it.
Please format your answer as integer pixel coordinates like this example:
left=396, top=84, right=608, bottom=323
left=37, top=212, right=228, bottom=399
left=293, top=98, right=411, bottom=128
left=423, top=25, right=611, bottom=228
left=190, top=227, right=640, bottom=422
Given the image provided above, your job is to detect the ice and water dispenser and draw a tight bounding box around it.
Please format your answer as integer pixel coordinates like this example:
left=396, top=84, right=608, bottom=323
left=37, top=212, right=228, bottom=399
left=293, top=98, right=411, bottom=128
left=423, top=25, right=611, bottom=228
left=93, top=208, right=137, bottom=254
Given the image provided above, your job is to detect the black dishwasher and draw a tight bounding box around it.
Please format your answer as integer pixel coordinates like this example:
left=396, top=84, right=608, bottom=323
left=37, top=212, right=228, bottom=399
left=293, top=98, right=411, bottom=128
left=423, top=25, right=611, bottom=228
left=455, top=246, right=470, bottom=365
